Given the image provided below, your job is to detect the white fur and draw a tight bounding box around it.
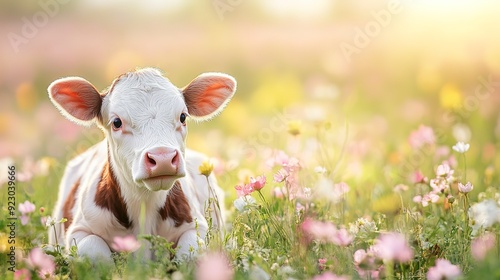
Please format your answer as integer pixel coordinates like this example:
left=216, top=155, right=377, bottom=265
left=48, top=68, right=232, bottom=261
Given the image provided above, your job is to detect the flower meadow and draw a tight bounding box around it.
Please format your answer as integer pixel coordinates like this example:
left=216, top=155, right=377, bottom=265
left=2, top=117, right=500, bottom=279
left=2, top=2, right=500, bottom=279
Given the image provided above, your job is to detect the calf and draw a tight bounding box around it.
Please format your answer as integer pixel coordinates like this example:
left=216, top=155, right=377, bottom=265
left=47, top=68, right=235, bottom=260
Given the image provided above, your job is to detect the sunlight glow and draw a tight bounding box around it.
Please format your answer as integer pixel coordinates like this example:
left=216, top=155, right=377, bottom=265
left=259, top=0, right=332, bottom=19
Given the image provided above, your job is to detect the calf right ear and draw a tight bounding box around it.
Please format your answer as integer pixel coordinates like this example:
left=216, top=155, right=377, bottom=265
left=48, top=77, right=102, bottom=126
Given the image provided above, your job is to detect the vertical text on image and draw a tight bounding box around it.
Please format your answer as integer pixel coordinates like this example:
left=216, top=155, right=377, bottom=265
left=6, top=165, right=17, bottom=273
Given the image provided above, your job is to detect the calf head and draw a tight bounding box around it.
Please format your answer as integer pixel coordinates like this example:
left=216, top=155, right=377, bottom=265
left=48, top=68, right=236, bottom=191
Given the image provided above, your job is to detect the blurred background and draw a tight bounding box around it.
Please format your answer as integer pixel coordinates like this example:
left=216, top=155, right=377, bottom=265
left=1, top=0, right=500, bottom=207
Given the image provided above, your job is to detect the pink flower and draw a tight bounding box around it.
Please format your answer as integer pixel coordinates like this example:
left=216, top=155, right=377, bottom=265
left=26, top=247, right=55, bottom=279
left=234, top=183, right=254, bottom=197
left=411, top=170, right=426, bottom=184
left=265, top=149, right=290, bottom=169
left=408, top=125, right=435, bottom=149
left=414, top=193, right=440, bottom=207
left=430, top=178, right=448, bottom=193
left=458, top=182, right=473, bottom=194
left=273, top=157, right=302, bottom=200
left=331, top=227, right=353, bottom=247
left=274, top=169, right=288, bottom=183
left=318, top=258, right=327, bottom=271
left=249, top=175, right=266, bottom=191
left=353, top=249, right=368, bottom=266
left=14, top=268, right=31, bottom=280
left=373, top=232, right=413, bottom=263
left=40, top=216, right=48, bottom=226
left=353, top=249, right=382, bottom=279
left=296, top=202, right=305, bottom=213
left=274, top=150, right=290, bottom=166
left=436, top=163, right=454, bottom=179
left=427, top=259, right=461, bottom=280
left=272, top=187, right=285, bottom=199
left=301, top=218, right=337, bottom=243
left=196, top=252, right=234, bottom=280
left=471, top=233, right=496, bottom=261
left=426, top=193, right=440, bottom=204
left=20, top=215, right=30, bottom=225
left=111, top=235, right=141, bottom=253
left=333, top=182, right=350, bottom=196
left=19, top=201, right=36, bottom=215
left=283, top=157, right=301, bottom=173
left=312, top=272, right=349, bottom=280
left=435, top=146, right=451, bottom=158
left=19, top=201, right=36, bottom=225
left=301, top=219, right=351, bottom=246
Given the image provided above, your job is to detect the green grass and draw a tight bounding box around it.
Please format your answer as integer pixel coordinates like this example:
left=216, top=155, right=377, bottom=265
left=2, top=108, right=500, bottom=280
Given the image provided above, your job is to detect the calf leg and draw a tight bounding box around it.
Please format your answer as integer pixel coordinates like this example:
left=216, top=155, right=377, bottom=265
left=175, top=229, right=203, bottom=261
left=70, top=231, right=112, bottom=261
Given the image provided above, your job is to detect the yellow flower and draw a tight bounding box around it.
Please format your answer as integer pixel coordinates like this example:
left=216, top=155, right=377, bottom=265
left=0, top=233, right=8, bottom=252
left=199, top=161, right=214, bottom=177
left=287, top=120, right=302, bottom=136
left=439, top=84, right=462, bottom=110
left=371, top=193, right=402, bottom=215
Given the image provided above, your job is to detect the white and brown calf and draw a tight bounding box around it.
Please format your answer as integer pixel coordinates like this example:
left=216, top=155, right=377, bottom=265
left=47, top=68, right=235, bottom=260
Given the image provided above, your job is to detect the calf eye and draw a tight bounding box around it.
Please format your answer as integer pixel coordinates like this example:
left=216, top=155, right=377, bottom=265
left=112, top=118, right=122, bottom=129
left=180, top=113, right=187, bottom=124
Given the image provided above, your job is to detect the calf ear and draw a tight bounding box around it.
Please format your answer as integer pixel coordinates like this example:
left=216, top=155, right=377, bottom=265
left=181, top=73, right=236, bottom=121
left=48, top=77, right=102, bottom=126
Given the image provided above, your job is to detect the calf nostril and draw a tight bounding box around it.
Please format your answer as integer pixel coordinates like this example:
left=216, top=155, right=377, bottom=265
left=147, top=154, right=156, bottom=166
left=171, top=152, right=179, bottom=166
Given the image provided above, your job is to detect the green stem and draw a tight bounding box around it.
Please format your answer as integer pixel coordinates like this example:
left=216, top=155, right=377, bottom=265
left=52, top=225, right=59, bottom=252
left=385, top=260, right=394, bottom=280
left=257, top=190, right=290, bottom=246
left=205, top=176, right=223, bottom=230
left=463, top=153, right=467, bottom=182
left=462, top=193, right=471, bottom=269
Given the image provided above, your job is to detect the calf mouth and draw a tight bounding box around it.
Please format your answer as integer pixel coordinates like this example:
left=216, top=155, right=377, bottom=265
left=140, top=172, right=186, bottom=191
left=144, top=173, right=185, bottom=181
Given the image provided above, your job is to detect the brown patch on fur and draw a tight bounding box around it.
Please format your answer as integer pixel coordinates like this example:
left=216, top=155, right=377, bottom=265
left=159, top=181, right=193, bottom=227
left=94, top=160, right=132, bottom=229
left=62, top=178, right=80, bottom=230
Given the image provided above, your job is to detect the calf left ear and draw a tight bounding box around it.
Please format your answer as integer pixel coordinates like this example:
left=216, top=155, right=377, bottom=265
left=48, top=77, right=102, bottom=126
left=181, top=73, right=236, bottom=121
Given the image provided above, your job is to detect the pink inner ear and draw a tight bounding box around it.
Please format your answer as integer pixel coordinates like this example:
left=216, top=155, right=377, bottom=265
left=50, top=79, right=102, bottom=122
left=183, top=75, right=235, bottom=118
left=195, top=83, right=229, bottom=112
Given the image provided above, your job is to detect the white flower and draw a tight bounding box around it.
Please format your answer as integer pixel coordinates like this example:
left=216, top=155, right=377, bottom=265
left=314, top=166, right=327, bottom=174
left=233, top=196, right=256, bottom=212
left=452, top=142, right=470, bottom=153
left=458, top=182, right=474, bottom=194
left=393, top=184, right=409, bottom=193
left=468, top=200, right=500, bottom=235
left=44, top=216, right=55, bottom=228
